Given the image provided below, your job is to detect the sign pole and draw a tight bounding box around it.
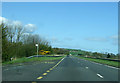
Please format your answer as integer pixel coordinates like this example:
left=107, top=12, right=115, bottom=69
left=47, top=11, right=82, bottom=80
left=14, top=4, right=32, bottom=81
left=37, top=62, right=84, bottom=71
left=36, top=44, right=38, bottom=57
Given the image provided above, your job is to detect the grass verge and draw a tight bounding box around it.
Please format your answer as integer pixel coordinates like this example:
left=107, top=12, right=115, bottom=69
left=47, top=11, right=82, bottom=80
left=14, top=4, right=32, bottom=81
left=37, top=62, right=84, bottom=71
left=2, top=56, right=64, bottom=65
left=77, top=56, right=119, bottom=68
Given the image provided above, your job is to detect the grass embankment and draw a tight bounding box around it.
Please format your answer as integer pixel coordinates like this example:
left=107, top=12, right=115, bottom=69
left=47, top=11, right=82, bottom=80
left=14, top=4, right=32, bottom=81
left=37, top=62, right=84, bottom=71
left=77, top=56, right=119, bottom=68
left=3, top=56, right=64, bottom=65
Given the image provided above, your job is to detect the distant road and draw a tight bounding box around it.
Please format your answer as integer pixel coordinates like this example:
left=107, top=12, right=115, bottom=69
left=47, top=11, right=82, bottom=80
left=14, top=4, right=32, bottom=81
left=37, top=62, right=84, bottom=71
left=2, top=56, right=119, bottom=81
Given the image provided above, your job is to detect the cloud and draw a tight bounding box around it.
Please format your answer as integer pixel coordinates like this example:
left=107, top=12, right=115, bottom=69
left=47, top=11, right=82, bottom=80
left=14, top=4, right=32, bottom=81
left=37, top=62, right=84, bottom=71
left=12, top=20, right=22, bottom=27
left=24, top=24, right=37, bottom=33
left=85, top=35, right=118, bottom=46
left=110, top=35, right=118, bottom=45
left=0, top=16, right=37, bottom=35
left=85, top=37, right=108, bottom=42
left=47, top=37, right=60, bottom=43
left=51, top=37, right=58, bottom=42
left=0, top=16, right=22, bottom=28
left=0, top=16, right=9, bottom=25
left=110, top=35, right=118, bottom=40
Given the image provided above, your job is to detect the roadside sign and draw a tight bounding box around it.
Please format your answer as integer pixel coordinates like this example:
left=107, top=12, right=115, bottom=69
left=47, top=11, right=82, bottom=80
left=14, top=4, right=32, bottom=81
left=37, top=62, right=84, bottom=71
left=36, top=44, right=38, bottom=46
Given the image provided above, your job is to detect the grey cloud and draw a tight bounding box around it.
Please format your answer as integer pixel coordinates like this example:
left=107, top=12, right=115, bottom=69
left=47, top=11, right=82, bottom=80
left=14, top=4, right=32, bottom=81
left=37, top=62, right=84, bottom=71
left=85, top=37, right=108, bottom=42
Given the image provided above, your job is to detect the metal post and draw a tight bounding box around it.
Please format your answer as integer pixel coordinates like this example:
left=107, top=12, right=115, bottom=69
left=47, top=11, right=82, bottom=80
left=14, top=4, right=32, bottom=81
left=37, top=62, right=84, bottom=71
left=37, top=46, right=38, bottom=56
left=36, top=44, right=38, bottom=57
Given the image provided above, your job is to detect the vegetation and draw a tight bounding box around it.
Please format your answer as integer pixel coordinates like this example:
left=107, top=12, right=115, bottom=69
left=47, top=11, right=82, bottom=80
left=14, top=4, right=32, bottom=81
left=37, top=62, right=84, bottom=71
left=3, top=56, right=64, bottom=65
left=1, top=23, right=53, bottom=62
left=1, top=19, right=118, bottom=64
left=53, top=48, right=69, bottom=55
left=1, top=22, right=69, bottom=64
left=68, top=49, right=119, bottom=59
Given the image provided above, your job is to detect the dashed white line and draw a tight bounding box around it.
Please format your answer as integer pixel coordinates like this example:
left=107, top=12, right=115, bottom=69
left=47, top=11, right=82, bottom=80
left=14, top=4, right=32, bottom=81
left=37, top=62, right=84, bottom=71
left=97, top=74, right=104, bottom=78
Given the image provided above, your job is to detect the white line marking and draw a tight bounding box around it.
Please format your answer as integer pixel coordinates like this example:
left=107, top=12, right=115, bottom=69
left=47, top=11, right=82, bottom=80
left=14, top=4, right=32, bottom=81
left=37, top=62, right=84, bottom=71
left=84, top=60, right=119, bottom=70
left=105, top=65, right=119, bottom=70
left=85, top=67, right=88, bottom=69
left=3, top=69, right=9, bottom=71
left=97, top=74, right=104, bottom=78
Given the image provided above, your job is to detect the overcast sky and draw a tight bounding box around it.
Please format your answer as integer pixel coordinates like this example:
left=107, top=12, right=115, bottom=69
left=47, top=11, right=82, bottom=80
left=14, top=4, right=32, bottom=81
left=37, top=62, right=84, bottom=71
left=2, top=2, right=118, bottom=54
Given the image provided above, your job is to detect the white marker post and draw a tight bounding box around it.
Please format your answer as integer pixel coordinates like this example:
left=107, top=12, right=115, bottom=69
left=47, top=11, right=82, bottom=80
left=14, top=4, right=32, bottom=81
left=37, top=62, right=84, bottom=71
left=35, top=44, right=39, bottom=57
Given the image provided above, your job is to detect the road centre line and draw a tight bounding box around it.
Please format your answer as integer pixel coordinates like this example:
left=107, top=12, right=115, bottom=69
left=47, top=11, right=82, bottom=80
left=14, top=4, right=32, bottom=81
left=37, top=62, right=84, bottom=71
left=37, top=57, right=65, bottom=80
left=37, top=76, right=43, bottom=79
left=50, top=68, right=53, bottom=70
left=43, top=73, right=47, bottom=75
left=46, top=70, right=50, bottom=72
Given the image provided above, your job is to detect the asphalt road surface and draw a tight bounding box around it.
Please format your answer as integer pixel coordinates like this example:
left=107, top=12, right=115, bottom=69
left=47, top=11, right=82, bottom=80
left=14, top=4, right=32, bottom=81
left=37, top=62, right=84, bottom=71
left=2, top=56, right=119, bottom=81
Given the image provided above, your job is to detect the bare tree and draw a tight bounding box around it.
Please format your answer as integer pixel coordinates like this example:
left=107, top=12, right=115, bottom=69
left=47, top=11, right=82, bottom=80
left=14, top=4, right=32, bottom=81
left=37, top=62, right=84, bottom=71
left=14, top=24, right=23, bottom=42
left=7, top=25, right=15, bottom=43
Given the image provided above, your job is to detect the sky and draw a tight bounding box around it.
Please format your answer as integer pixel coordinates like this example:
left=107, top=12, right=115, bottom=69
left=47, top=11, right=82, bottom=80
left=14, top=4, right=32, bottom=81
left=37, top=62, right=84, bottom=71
left=1, top=2, right=118, bottom=54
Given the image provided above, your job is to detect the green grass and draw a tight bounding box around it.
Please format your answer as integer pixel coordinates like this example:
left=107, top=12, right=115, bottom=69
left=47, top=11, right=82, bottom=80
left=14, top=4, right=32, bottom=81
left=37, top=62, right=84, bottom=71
left=2, top=56, right=64, bottom=65
left=77, top=56, right=119, bottom=68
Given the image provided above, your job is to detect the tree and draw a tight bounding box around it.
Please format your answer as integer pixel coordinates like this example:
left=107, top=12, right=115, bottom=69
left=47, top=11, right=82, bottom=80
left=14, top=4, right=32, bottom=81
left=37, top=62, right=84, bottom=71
left=7, top=24, right=15, bottom=43
left=15, top=24, right=23, bottom=42
left=1, top=23, right=10, bottom=61
left=107, top=53, right=111, bottom=58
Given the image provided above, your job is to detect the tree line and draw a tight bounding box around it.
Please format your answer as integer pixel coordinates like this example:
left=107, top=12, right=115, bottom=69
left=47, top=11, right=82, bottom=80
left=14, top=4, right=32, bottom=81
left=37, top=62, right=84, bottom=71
left=1, top=22, right=70, bottom=62
left=69, top=49, right=119, bottom=59
left=1, top=23, right=53, bottom=62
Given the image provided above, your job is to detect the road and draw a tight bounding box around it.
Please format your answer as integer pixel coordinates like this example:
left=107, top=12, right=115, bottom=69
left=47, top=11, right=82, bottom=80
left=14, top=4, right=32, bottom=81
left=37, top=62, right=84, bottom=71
left=2, top=56, right=119, bottom=81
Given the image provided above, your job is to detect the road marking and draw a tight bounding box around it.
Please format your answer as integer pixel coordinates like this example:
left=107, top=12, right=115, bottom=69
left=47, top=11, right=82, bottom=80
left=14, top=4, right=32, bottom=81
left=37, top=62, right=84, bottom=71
left=91, top=61, right=119, bottom=69
left=97, top=74, right=104, bottom=78
left=37, top=76, right=43, bottom=79
left=32, top=82, right=37, bottom=83
left=46, top=70, right=50, bottom=72
left=104, top=65, right=119, bottom=70
left=52, top=65, right=57, bottom=68
left=37, top=57, right=65, bottom=80
left=85, top=67, right=88, bottom=69
left=81, top=59, right=119, bottom=70
left=50, top=68, right=53, bottom=70
left=43, top=73, right=47, bottom=75
left=4, top=69, right=9, bottom=71
left=49, top=57, right=65, bottom=71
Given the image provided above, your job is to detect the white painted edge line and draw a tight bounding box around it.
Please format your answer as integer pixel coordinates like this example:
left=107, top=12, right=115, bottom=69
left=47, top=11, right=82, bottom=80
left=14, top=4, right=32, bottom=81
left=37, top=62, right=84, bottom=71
left=104, top=65, right=119, bottom=70
left=97, top=74, right=104, bottom=78
left=91, top=61, right=119, bottom=70
left=79, top=58, right=119, bottom=70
